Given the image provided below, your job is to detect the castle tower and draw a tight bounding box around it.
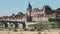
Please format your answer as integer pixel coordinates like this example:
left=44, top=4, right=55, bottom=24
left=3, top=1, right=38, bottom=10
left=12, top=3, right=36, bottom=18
left=43, top=5, right=51, bottom=15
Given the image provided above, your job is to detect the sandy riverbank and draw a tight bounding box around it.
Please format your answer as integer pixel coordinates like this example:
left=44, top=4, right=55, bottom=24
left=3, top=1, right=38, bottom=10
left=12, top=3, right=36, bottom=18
left=0, top=29, right=60, bottom=34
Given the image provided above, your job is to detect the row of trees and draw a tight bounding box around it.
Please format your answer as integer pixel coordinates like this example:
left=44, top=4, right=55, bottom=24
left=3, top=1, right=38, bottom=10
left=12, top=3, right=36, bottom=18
left=51, top=8, right=60, bottom=14
left=11, top=12, right=25, bottom=17
left=49, top=8, right=60, bottom=24
left=48, top=18, right=60, bottom=22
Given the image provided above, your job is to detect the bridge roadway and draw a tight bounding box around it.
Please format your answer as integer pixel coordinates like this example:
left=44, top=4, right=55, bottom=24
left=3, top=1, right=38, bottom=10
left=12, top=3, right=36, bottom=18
left=0, top=20, right=26, bottom=28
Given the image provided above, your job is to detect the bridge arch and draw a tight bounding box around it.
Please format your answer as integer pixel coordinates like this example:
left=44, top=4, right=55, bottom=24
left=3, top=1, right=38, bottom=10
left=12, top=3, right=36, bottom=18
left=13, top=22, right=26, bottom=29
left=0, top=21, right=26, bottom=29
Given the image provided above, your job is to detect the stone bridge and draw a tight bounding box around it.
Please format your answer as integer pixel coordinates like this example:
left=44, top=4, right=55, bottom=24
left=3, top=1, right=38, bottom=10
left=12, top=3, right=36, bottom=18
left=0, top=20, right=26, bottom=29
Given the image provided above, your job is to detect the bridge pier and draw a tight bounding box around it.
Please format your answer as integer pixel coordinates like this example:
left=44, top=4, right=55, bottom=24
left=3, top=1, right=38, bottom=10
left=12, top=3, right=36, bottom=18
left=22, top=23, right=26, bottom=29
left=14, top=22, right=18, bottom=28
left=3, top=22, right=8, bottom=28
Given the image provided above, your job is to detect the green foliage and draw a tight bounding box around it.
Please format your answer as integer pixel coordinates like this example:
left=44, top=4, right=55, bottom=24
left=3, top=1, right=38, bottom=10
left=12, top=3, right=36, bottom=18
left=48, top=18, right=56, bottom=22
left=13, top=28, right=17, bottom=32
left=56, top=8, right=60, bottom=14
left=51, top=8, right=60, bottom=14
left=28, top=23, right=60, bottom=31
left=28, top=22, right=60, bottom=31
left=24, top=28, right=35, bottom=31
left=38, top=32, right=41, bottom=34
left=48, top=18, right=60, bottom=25
left=28, top=24, right=49, bottom=31
left=9, top=28, right=11, bottom=31
left=24, top=28, right=29, bottom=31
left=51, top=10, right=56, bottom=13
left=50, top=23, right=60, bottom=28
left=30, top=28, right=35, bottom=31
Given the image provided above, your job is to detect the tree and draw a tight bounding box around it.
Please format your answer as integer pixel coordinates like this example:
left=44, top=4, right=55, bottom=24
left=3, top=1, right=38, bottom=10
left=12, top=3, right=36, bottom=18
left=51, top=10, right=56, bottom=13
left=56, top=8, right=60, bottom=14
left=10, top=13, right=15, bottom=17
left=18, top=12, right=24, bottom=15
left=48, top=18, right=56, bottom=22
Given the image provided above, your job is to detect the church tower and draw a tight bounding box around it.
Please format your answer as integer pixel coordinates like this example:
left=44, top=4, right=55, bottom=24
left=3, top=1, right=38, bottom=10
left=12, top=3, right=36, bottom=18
left=27, top=1, right=32, bottom=16
left=26, top=1, right=32, bottom=22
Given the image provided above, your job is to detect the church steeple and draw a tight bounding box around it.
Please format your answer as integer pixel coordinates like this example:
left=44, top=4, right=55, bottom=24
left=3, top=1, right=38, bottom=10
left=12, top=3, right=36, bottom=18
left=27, top=1, right=32, bottom=16
left=26, top=1, right=32, bottom=22
left=28, top=1, right=32, bottom=8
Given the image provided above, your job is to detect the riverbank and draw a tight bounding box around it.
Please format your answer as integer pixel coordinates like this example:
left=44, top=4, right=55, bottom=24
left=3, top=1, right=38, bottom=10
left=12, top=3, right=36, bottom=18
left=0, top=29, right=60, bottom=34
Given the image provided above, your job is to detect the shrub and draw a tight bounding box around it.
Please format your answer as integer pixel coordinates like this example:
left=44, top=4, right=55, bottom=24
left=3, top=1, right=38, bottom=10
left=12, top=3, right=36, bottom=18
left=13, top=28, right=17, bottom=32
left=48, top=18, right=56, bottom=22
left=9, top=28, right=11, bottom=31
left=36, top=28, right=41, bottom=31
left=28, top=24, right=49, bottom=31
left=38, top=32, right=41, bottom=34
left=30, top=28, right=35, bottom=31
left=24, top=28, right=29, bottom=31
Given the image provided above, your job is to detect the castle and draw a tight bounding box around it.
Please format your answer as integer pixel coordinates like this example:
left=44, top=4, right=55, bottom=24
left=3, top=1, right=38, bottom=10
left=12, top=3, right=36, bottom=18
left=26, top=2, right=56, bottom=22
left=0, top=2, right=56, bottom=22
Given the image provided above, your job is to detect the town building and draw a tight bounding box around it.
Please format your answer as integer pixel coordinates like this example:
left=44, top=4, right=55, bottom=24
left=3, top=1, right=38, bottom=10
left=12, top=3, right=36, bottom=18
left=0, top=2, right=56, bottom=22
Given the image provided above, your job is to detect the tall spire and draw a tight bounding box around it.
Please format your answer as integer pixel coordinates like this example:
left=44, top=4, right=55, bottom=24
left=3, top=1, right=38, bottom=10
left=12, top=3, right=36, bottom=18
left=27, top=1, right=32, bottom=16
left=27, top=1, right=32, bottom=10
left=28, top=1, right=32, bottom=8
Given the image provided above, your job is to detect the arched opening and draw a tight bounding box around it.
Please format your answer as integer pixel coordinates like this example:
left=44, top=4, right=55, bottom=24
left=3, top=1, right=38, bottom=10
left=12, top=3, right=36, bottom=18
left=18, top=23, right=23, bottom=29
left=0, top=23, right=3, bottom=28
left=12, top=22, right=26, bottom=29
left=0, top=22, right=7, bottom=29
left=9, top=23, right=15, bottom=28
left=20, top=22, right=26, bottom=29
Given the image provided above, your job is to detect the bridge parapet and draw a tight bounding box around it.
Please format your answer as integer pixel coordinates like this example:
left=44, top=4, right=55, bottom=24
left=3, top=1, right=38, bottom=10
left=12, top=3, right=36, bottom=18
left=0, top=18, right=26, bottom=22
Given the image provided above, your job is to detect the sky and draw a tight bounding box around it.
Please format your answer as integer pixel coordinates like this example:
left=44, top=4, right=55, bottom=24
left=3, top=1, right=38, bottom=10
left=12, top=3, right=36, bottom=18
left=0, top=0, right=60, bottom=17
